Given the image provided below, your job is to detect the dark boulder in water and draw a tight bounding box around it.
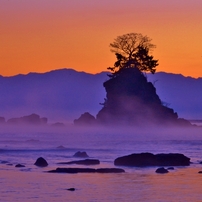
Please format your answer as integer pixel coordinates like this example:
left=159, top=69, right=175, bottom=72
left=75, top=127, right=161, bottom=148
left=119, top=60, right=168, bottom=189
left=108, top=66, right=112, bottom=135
left=34, top=157, right=48, bottom=167
left=73, top=151, right=89, bottom=158
left=15, top=164, right=25, bottom=168
left=155, top=167, right=169, bottom=174
left=48, top=167, right=125, bottom=174
left=67, top=188, right=75, bottom=191
left=114, top=152, right=190, bottom=167
left=57, top=159, right=100, bottom=165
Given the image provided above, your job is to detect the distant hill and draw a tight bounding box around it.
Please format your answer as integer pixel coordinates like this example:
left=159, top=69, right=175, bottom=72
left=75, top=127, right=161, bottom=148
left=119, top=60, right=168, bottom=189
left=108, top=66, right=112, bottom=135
left=0, top=69, right=108, bottom=123
left=0, top=68, right=201, bottom=122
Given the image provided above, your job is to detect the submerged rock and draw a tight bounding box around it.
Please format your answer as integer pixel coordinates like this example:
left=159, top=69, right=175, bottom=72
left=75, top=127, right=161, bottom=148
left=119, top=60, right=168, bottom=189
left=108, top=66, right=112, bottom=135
left=1, top=160, right=9, bottom=164
left=155, top=167, right=169, bottom=174
left=34, top=157, right=48, bottom=167
left=73, top=151, right=89, bottom=158
left=96, top=168, right=125, bottom=173
left=48, top=167, right=125, bottom=174
left=57, top=159, right=100, bottom=165
left=114, top=152, right=190, bottom=167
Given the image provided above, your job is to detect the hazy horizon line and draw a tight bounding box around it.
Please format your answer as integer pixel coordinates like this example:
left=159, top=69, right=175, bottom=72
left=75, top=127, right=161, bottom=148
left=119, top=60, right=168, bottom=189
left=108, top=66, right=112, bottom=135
left=0, top=67, right=201, bottom=79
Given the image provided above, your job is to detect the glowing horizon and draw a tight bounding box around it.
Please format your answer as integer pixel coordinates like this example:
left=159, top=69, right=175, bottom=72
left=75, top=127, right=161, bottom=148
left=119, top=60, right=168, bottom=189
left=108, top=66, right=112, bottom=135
left=1, top=0, right=202, bottom=78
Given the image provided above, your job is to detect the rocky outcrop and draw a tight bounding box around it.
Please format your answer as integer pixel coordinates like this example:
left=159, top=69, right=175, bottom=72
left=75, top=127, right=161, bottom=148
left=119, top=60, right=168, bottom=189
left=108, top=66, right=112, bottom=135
left=7, top=113, right=48, bottom=125
left=34, top=157, right=48, bottom=167
left=96, top=67, right=191, bottom=126
left=114, top=152, right=190, bottom=167
left=57, top=159, right=100, bottom=165
left=73, top=151, right=89, bottom=158
left=48, top=167, right=125, bottom=174
left=74, top=112, right=96, bottom=125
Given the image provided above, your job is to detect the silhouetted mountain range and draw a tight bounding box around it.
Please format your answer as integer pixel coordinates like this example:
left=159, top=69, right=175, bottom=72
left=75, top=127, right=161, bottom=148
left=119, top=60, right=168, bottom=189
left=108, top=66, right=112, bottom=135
left=0, top=68, right=201, bottom=122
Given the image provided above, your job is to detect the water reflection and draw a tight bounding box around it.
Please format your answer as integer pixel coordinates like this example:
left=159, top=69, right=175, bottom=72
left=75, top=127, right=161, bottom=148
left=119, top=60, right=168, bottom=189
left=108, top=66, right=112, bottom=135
left=1, top=167, right=202, bottom=201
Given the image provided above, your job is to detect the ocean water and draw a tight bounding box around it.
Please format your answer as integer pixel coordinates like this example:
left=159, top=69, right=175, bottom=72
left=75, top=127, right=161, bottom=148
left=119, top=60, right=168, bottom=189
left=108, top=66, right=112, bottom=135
left=1, top=125, right=202, bottom=202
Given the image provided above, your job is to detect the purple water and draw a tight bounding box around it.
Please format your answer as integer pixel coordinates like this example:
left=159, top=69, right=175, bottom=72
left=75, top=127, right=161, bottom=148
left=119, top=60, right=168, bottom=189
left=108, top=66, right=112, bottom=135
left=1, top=125, right=202, bottom=201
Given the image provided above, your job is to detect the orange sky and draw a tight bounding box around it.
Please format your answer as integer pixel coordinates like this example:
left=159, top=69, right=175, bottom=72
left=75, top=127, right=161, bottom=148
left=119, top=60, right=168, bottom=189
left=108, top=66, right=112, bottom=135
left=0, top=0, right=202, bottom=77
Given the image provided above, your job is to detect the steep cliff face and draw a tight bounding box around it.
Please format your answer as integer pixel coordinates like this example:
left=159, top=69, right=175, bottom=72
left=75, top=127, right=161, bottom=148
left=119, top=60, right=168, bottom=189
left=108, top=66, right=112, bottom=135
left=96, top=67, right=189, bottom=126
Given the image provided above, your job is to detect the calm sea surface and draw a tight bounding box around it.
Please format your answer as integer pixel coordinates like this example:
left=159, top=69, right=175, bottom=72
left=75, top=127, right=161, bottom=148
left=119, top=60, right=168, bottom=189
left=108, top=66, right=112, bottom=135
left=0, top=125, right=202, bottom=202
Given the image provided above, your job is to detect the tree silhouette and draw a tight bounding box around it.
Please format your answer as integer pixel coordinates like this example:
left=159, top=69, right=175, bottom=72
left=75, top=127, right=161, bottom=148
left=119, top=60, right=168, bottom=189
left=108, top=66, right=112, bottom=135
left=108, top=33, right=158, bottom=76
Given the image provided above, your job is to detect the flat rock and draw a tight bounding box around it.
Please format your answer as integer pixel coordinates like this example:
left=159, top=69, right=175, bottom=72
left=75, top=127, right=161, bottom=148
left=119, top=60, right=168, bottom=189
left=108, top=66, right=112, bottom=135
left=15, top=164, right=25, bottom=168
left=96, top=168, right=125, bottom=173
left=48, top=167, right=125, bottom=174
left=57, top=159, right=100, bottom=165
left=114, top=152, right=190, bottom=167
left=48, top=168, right=96, bottom=173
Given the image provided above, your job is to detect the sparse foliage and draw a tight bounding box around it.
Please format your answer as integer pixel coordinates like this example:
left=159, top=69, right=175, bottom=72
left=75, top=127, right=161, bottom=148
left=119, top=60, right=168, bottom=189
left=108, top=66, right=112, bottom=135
left=108, top=33, right=158, bottom=76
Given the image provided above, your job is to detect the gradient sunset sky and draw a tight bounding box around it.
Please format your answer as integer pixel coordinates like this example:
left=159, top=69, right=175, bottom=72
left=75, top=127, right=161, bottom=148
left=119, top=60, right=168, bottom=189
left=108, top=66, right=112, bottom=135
left=1, top=0, right=202, bottom=77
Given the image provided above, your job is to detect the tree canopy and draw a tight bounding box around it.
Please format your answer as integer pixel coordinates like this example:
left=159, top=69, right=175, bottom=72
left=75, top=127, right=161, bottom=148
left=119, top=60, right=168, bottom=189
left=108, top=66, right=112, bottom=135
left=108, top=33, right=158, bottom=75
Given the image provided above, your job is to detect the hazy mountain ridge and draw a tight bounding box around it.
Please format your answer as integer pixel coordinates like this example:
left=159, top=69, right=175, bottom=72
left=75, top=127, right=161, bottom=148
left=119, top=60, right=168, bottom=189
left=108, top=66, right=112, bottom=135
left=0, top=68, right=201, bottom=122
left=0, top=69, right=108, bottom=122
